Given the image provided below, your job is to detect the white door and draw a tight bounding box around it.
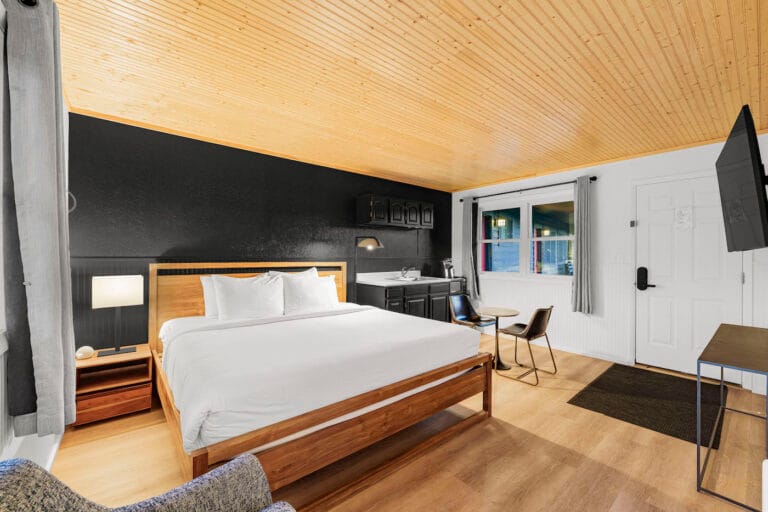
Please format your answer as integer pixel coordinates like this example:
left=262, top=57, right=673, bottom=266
left=635, top=175, right=742, bottom=380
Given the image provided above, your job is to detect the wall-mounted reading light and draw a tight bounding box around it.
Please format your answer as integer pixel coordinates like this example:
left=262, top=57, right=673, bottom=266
left=353, top=236, right=384, bottom=302
left=356, top=236, right=383, bottom=251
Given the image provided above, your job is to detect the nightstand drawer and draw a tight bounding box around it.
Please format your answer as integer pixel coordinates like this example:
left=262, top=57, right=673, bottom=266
left=77, top=382, right=151, bottom=409
left=75, top=382, right=151, bottom=425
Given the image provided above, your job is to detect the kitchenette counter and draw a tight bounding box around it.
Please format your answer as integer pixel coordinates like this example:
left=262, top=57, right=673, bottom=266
left=355, top=272, right=466, bottom=321
left=356, top=271, right=461, bottom=288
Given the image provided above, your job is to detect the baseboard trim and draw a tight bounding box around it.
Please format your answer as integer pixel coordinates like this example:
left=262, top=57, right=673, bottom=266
left=485, top=331, right=635, bottom=368
left=1, top=432, right=62, bottom=470
left=0, top=434, right=22, bottom=462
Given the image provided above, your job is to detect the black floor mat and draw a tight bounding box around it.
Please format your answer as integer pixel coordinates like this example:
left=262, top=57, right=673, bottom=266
left=568, top=364, right=727, bottom=448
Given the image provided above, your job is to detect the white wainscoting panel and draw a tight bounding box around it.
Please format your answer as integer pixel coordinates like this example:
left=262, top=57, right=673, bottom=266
left=743, top=248, right=768, bottom=395
left=478, top=259, right=635, bottom=364
left=0, top=333, right=13, bottom=457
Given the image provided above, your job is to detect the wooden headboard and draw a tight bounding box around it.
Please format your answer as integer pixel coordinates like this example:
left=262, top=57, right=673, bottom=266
left=148, top=261, right=347, bottom=352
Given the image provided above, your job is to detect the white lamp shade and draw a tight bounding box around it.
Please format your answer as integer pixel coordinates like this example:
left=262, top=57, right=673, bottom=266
left=91, top=275, right=144, bottom=309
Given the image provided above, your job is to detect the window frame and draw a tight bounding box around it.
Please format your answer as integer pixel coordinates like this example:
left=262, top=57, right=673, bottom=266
left=479, top=205, right=523, bottom=274
left=478, top=189, right=574, bottom=280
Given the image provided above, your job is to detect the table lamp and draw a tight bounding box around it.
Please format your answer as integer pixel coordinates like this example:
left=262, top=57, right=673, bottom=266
left=92, top=275, right=144, bottom=357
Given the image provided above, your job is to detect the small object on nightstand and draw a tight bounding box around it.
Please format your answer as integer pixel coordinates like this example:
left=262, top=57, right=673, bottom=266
left=75, top=346, right=95, bottom=360
left=74, top=343, right=153, bottom=426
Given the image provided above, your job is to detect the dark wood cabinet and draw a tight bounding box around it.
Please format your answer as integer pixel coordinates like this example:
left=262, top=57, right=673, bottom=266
left=420, top=202, right=434, bottom=228
left=356, top=194, right=390, bottom=225
left=386, top=298, right=403, bottom=312
left=389, top=199, right=406, bottom=226
left=369, top=195, right=389, bottom=224
left=404, top=284, right=429, bottom=319
left=427, top=282, right=450, bottom=322
left=404, top=295, right=427, bottom=317
left=357, top=194, right=433, bottom=229
left=356, top=280, right=461, bottom=322
left=404, top=201, right=421, bottom=226
left=428, top=294, right=449, bottom=322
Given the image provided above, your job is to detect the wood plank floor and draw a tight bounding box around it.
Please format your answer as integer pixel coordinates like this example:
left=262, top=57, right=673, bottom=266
left=51, top=335, right=765, bottom=511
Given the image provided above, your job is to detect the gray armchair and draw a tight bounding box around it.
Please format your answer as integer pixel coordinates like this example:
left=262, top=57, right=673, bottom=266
left=0, top=454, right=294, bottom=512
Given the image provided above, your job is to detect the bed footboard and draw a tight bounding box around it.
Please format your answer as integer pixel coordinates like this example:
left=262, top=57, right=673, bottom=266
left=155, top=351, right=493, bottom=493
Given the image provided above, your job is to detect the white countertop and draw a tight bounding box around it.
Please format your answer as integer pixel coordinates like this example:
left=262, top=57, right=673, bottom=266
left=356, top=271, right=460, bottom=287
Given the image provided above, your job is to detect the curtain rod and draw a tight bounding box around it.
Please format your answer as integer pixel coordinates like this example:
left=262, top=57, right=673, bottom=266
left=459, top=176, right=597, bottom=202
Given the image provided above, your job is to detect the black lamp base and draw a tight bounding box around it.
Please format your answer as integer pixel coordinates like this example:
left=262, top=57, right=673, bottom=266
left=99, top=306, right=136, bottom=357
left=98, top=346, right=137, bottom=357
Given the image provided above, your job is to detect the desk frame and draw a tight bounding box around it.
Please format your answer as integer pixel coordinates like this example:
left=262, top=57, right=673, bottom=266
left=696, top=360, right=768, bottom=512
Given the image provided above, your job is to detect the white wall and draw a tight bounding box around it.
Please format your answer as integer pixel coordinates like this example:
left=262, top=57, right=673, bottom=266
left=453, top=134, right=768, bottom=393
left=0, top=2, right=11, bottom=457
left=0, top=336, right=11, bottom=457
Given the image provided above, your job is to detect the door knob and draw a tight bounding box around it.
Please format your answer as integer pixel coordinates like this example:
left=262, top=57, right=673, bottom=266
left=636, top=267, right=656, bottom=290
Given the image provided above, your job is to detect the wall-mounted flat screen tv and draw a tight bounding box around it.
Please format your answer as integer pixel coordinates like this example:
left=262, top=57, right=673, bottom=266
left=715, top=105, right=767, bottom=252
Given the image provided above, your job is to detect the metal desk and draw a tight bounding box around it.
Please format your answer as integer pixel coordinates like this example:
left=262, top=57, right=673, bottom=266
left=697, top=323, right=768, bottom=512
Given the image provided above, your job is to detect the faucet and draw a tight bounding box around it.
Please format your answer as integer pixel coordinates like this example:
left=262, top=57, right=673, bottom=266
left=401, top=266, right=417, bottom=279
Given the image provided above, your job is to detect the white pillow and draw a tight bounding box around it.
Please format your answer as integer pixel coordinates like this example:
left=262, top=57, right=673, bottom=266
left=268, top=267, right=318, bottom=279
left=200, top=276, right=219, bottom=318
left=284, top=275, right=339, bottom=315
left=212, top=274, right=284, bottom=320
left=202, top=274, right=267, bottom=319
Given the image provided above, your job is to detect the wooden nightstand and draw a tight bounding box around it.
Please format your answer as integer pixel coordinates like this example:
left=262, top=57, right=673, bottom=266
left=75, top=344, right=153, bottom=426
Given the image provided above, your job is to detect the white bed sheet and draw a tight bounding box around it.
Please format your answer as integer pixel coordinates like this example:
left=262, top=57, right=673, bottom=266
left=159, top=303, right=362, bottom=344
left=161, top=305, right=480, bottom=452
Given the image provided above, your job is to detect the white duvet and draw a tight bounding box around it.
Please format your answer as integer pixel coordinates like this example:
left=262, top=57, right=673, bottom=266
left=161, top=304, right=480, bottom=452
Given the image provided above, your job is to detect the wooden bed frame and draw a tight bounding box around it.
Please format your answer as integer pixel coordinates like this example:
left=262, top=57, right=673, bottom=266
left=148, top=261, right=492, bottom=502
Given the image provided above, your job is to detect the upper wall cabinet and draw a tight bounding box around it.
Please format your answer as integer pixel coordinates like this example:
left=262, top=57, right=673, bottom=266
left=404, top=201, right=421, bottom=226
left=389, top=198, right=406, bottom=226
left=367, top=195, right=389, bottom=225
left=357, top=194, right=434, bottom=229
left=419, top=202, right=434, bottom=228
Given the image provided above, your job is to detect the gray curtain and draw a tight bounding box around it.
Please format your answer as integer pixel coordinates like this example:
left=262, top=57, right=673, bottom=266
left=461, top=199, right=481, bottom=301
left=572, top=175, right=592, bottom=313
left=2, top=0, right=75, bottom=436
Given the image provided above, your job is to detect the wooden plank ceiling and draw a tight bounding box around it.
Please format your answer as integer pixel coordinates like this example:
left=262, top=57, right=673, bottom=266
left=57, top=1, right=767, bottom=192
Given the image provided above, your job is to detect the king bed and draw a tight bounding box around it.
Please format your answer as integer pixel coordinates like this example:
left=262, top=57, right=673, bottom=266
left=148, top=261, right=492, bottom=502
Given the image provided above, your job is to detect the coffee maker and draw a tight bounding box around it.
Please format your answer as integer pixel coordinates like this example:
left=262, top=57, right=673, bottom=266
left=442, top=258, right=455, bottom=279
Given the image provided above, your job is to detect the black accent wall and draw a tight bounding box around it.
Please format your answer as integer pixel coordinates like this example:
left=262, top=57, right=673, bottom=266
left=69, top=114, right=452, bottom=349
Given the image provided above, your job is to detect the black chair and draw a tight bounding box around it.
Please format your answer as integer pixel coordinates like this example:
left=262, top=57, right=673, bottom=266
left=498, top=306, right=556, bottom=385
left=449, top=294, right=496, bottom=330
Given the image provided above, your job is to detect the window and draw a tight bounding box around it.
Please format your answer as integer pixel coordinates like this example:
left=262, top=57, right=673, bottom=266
left=530, top=201, right=574, bottom=276
left=480, top=208, right=520, bottom=272
left=480, top=198, right=574, bottom=276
